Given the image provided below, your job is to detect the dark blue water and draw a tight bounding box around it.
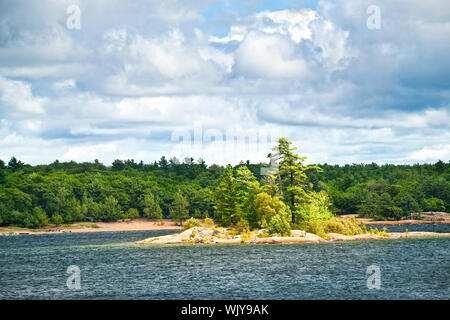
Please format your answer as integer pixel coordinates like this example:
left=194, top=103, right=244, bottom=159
left=0, top=226, right=449, bottom=300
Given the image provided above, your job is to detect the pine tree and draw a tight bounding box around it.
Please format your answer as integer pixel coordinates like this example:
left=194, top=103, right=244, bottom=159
left=272, top=138, right=322, bottom=223
left=7, top=157, right=24, bottom=172
left=214, top=165, right=241, bottom=226
left=235, top=165, right=260, bottom=228
left=170, top=190, right=189, bottom=226
left=0, top=160, right=6, bottom=184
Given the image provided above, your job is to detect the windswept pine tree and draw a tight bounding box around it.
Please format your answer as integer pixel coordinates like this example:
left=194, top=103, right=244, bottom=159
left=270, top=138, right=322, bottom=223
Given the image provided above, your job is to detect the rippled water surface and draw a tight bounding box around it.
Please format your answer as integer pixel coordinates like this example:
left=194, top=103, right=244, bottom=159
left=370, top=223, right=450, bottom=233
left=0, top=225, right=449, bottom=300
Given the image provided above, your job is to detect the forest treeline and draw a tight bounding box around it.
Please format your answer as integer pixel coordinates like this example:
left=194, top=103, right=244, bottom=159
left=0, top=140, right=448, bottom=229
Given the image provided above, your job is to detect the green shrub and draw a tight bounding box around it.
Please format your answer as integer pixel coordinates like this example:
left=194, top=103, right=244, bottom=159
left=202, top=217, right=214, bottom=228
left=293, top=220, right=326, bottom=238
left=254, top=192, right=291, bottom=235
left=295, top=191, right=333, bottom=222
left=322, top=216, right=364, bottom=236
left=182, top=217, right=202, bottom=231
left=369, top=227, right=388, bottom=237
left=359, top=221, right=367, bottom=233
left=127, top=208, right=139, bottom=219
left=267, top=214, right=291, bottom=236
left=293, top=216, right=364, bottom=237
left=235, top=219, right=250, bottom=233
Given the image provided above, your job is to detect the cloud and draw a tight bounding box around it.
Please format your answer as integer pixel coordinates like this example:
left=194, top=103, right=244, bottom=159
left=210, top=9, right=317, bottom=44
left=102, top=28, right=234, bottom=95
left=0, top=77, right=46, bottom=114
left=410, top=145, right=450, bottom=162
left=53, top=79, right=76, bottom=91
left=235, top=31, right=309, bottom=78
left=59, top=142, right=118, bottom=163
left=0, top=0, right=448, bottom=166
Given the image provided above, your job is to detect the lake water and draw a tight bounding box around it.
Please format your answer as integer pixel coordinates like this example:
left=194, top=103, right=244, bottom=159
left=369, top=223, right=450, bottom=233
left=0, top=225, right=449, bottom=300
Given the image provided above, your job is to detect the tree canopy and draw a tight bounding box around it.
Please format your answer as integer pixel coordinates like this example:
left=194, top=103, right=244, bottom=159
left=0, top=139, right=448, bottom=229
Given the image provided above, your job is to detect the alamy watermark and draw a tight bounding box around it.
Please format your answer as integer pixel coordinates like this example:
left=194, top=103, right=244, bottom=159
left=366, top=5, right=381, bottom=30
left=366, top=265, right=381, bottom=290
left=170, top=122, right=280, bottom=169
left=66, top=5, right=81, bottom=30
left=66, top=265, right=81, bottom=290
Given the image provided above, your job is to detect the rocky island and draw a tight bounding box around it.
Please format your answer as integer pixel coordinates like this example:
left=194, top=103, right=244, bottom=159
left=136, top=227, right=450, bottom=245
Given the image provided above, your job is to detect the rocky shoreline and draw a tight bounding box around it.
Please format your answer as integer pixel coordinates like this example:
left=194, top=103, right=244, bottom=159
left=136, top=227, right=450, bottom=245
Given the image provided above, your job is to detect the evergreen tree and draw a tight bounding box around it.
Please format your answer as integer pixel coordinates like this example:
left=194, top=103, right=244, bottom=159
left=112, top=159, right=125, bottom=171
left=102, top=196, right=121, bottom=221
left=235, top=166, right=260, bottom=228
left=7, top=157, right=24, bottom=172
left=0, top=160, right=6, bottom=184
left=51, top=214, right=63, bottom=226
left=170, top=190, right=189, bottom=226
left=32, top=206, right=50, bottom=227
left=140, top=192, right=162, bottom=219
left=272, top=138, right=322, bottom=223
left=214, top=165, right=241, bottom=226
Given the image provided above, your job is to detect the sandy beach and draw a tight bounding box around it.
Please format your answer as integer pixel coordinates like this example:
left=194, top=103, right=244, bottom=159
left=0, top=219, right=181, bottom=235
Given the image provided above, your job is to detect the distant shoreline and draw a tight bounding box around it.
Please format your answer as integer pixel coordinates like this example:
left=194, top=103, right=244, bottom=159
left=357, top=219, right=450, bottom=225
left=0, top=219, right=181, bottom=235
left=335, top=214, right=450, bottom=226
left=1, top=217, right=449, bottom=236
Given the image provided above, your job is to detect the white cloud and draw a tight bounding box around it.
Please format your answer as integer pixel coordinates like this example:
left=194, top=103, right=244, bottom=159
left=260, top=103, right=450, bottom=130
left=410, top=145, right=450, bottom=161
left=103, top=28, right=128, bottom=54
left=235, top=31, right=308, bottom=78
left=0, top=64, right=90, bottom=79
left=254, top=9, right=317, bottom=43
left=19, top=119, right=43, bottom=133
left=53, top=79, right=76, bottom=91
left=309, top=18, right=356, bottom=71
left=210, top=9, right=317, bottom=44
left=0, top=77, right=46, bottom=114
left=59, top=143, right=119, bottom=163
left=0, top=25, right=88, bottom=65
left=102, top=28, right=234, bottom=95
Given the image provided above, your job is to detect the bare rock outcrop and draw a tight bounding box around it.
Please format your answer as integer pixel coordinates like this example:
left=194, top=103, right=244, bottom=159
left=136, top=227, right=450, bottom=245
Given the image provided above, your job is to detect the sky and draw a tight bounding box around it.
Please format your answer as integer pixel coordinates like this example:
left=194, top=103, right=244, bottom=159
left=0, top=0, right=449, bottom=166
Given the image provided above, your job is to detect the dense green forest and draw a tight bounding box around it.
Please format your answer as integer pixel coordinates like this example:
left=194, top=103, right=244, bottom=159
left=0, top=138, right=449, bottom=229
